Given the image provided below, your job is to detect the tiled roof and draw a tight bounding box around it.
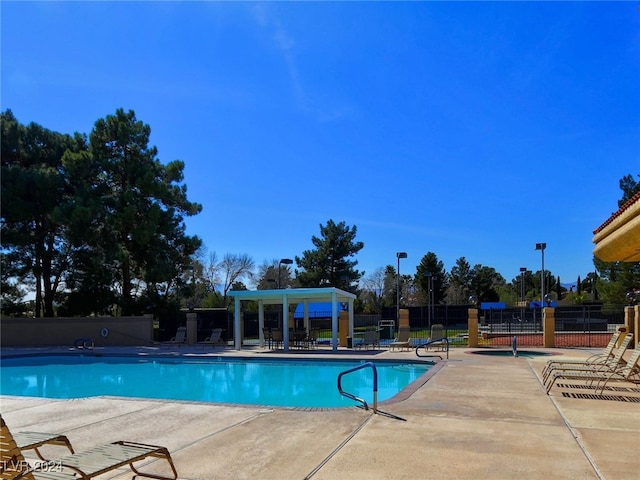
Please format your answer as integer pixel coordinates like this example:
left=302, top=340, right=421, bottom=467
left=593, top=190, right=640, bottom=234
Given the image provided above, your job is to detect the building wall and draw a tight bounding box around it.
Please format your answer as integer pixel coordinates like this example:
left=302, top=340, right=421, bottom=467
left=0, top=315, right=154, bottom=347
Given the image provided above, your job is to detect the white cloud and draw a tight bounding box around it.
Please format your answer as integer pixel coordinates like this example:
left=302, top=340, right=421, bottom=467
left=249, top=3, right=355, bottom=123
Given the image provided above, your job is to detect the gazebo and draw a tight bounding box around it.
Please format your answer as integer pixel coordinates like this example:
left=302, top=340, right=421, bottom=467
left=228, top=287, right=356, bottom=351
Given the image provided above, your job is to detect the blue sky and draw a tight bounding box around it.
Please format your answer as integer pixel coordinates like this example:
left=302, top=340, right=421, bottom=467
left=2, top=1, right=639, bottom=286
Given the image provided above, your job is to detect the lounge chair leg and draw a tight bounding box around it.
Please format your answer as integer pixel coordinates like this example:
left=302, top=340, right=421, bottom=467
left=129, top=450, right=178, bottom=480
left=546, top=374, right=557, bottom=393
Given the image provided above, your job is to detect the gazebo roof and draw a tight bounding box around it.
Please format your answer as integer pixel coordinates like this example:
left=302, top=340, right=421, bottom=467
left=228, top=287, right=356, bottom=305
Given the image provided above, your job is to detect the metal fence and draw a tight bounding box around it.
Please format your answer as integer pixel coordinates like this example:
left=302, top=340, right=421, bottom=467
left=383, top=304, right=626, bottom=348
left=178, top=303, right=627, bottom=348
left=476, top=305, right=625, bottom=348
left=553, top=305, right=624, bottom=348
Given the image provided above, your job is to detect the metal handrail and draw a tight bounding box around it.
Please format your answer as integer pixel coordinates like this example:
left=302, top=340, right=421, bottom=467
left=415, top=337, right=449, bottom=359
left=337, top=361, right=378, bottom=413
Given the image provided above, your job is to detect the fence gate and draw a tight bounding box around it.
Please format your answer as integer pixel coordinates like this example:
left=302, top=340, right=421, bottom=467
left=480, top=307, right=543, bottom=347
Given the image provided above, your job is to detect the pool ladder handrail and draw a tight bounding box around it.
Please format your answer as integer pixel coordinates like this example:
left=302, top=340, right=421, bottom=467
left=415, top=337, right=449, bottom=360
left=337, top=361, right=377, bottom=413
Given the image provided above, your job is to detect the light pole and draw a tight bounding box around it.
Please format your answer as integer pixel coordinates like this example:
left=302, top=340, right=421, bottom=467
left=425, top=272, right=434, bottom=327
left=184, top=265, right=196, bottom=311
left=535, top=243, right=546, bottom=306
left=278, top=258, right=293, bottom=289
left=519, top=267, right=526, bottom=323
left=430, top=276, right=435, bottom=325
left=396, top=252, right=407, bottom=324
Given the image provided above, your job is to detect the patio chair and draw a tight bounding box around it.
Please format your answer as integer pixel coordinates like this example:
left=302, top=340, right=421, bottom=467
left=197, top=328, right=222, bottom=349
left=389, top=326, right=412, bottom=351
left=1, top=416, right=179, bottom=480
left=262, top=327, right=273, bottom=349
left=270, top=329, right=283, bottom=349
left=425, top=324, right=446, bottom=351
left=13, top=430, right=75, bottom=461
left=546, top=342, right=640, bottom=394
left=290, top=329, right=307, bottom=350
left=542, top=333, right=633, bottom=384
left=1, top=417, right=76, bottom=480
left=305, top=329, right=319, bottom=350
left=355, top=328, right=379, bottom=350
left=162, top=326, right=186, bottom=348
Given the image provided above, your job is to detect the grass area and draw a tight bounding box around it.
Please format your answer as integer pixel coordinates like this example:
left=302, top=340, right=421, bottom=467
left=313, top=327, right=472, bottom=347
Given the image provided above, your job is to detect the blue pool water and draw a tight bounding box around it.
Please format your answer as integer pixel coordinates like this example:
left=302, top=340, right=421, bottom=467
left=0, top=355, right=432, bottom=408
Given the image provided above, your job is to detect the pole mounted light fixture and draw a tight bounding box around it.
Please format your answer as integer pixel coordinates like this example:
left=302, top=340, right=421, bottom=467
left=396, top=252, right=407, bottom=324
left=534, top=243, right=546, bottom=307
left=519, top=267, right=527, bottom=320
left=278, top=258, right=293, bottom=289
left=424, top=272, right=434, bottom=327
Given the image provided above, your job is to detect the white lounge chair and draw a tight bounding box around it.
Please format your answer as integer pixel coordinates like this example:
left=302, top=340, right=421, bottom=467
left=161, top=326, right=187, bottom=348
left=1, top=415, right=179, bottom=480
left=541, top=331, right=623, bottom=380
left=389, top=326, right=412, bottom=351
left=197, top=328, right=222, bottom=349
left=542, top=333, right=633, bottom=384
left=546, top=342, right=640, bottom=394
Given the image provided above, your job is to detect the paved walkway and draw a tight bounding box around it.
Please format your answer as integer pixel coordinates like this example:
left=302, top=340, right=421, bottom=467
left=1, top=346, right=639, bottom=480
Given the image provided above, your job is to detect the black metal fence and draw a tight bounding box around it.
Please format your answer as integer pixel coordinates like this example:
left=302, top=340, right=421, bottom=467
left=382, top=303, right=626, bottom=348
left=553, top=305, right=624, bottom=348
left=161, top=303, right=627, bottom=348
left=378, top=305, right=470, bottom=346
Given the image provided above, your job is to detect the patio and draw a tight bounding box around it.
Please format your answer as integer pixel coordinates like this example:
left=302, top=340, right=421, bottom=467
left=2, top=346, right=638, bottom=480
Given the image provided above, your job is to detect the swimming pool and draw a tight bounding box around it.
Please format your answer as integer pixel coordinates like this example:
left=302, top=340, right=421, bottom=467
left=0, top=355, right=433, bottom=408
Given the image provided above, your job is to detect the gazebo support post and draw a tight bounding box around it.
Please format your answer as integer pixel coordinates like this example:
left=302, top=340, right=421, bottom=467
left=234, top=296, right=242, bottom=350
left=283, top=294, right=290, bottom=352
left=258, top=300, right=265, bottom=348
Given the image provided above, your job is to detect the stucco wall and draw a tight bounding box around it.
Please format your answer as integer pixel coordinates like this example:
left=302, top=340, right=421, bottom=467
left=0, top=315, right=154, bottom=347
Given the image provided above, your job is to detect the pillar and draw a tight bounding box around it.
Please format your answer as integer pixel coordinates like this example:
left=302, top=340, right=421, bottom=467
left=543, top=307, right=555, bottom=348
left=620, top=306, right=633, bottom=347
left=623, top=305, right=633, bottom=335
left=339, top=310, right=349, bottom=347
left=633, top=306, right=639, bottom=348
left=303, top=301, right=310, bottom=333
left=348, top=300, right=355, bottom=339
left=331, top=292, right=339, bottom=351
left=234, top=296, right=242, bottom=350
left=399, top=308, right=410, bottom=328
left=468, top=308, right=478, bottom=348
left=282, top=295, right=289, bottom=352
left=258, top=300, right=265, bottom=348
left=186, top=312, right=197, bottom=345
left=143, top=313, right=154, bottom=343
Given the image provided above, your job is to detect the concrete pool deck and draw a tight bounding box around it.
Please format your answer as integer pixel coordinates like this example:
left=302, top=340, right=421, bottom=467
left=1, top=345, right=639, bottom=480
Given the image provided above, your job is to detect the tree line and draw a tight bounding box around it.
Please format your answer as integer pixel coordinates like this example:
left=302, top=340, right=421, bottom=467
left=1, top=109, right=202, bottom=317
left=2, top=109, right=638, bottom=317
